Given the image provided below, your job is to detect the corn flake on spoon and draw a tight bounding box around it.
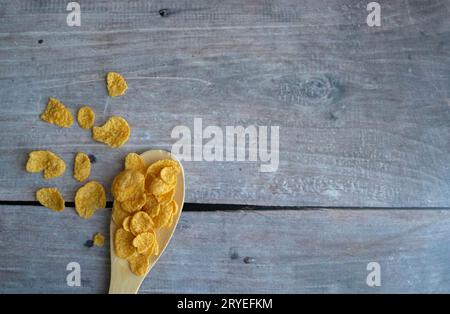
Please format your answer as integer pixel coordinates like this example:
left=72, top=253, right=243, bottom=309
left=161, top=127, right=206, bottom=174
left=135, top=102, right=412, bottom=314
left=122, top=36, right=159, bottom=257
left=109, top=150, right=185, bottom=294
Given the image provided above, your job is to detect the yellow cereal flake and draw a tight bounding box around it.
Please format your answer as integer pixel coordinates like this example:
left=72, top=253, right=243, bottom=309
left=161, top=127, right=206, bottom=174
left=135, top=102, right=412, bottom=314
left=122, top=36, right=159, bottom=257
left=114, top=228, right=136, bottom=259
left=106, top=72, right=128, bottom=97
left=169, top=199, right=178, bottom=216
left=130, top=211, right=153, bottom=235
left=36, top=187, right=65, bottom=212
left=26, top=150, right=66, bottom=179
left=77, top=106, right=95, bottom=129
left=73, top=152, right=91, bottom=182
left=40, top=97, right=74, bottom=128
left=93, top=233, right=105, bottom=247
left=152, top=201, right=174, bottom=229
left=111, top=170, right=145, bottom=202
left=166, top=200, right=179, bottom=227
left=149, top=177, right=171, bottom=196
left=122, top=216, right=132, bottom=232
left=132, top=231, right=157, bottom=254
left=160, top=167, right=177, bottom=185
left=74, top=181, right=106, bottom=219
left=141, top=240, right=159, bottom=257
left=124, top=153, right=146, bottom=174
left=143, top=194, right=160, bottom=218
left=155, top=188, right=175, bottom=204
left=146, top=159, right=181, bottom=177
left=128, top=254, right=150, bottom=276
left=144, top=172, right=156, bottom=194
left=92, top=116, right=130, bottom=148
left=121, top=192, right=146, bottom=213
left=112, top=201, right=129, bottom=226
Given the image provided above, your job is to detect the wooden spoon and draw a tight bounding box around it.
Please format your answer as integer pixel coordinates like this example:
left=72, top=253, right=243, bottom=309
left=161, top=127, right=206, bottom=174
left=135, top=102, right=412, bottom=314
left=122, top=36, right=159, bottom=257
left=109, top=149, right=185, bottom=294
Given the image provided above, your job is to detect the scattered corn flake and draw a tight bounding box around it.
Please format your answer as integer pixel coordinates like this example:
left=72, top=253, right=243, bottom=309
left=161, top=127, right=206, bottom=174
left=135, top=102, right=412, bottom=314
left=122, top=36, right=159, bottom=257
left=26, top=150, right=66, bottom=179
left=124, top=153, right=146, bottom=174
left=122, top=216, right=132, bottom=232
left=106, top=72, right=128, bottom=97
left=75, top=181, right=106, bottom=220
left=128, top=254, right=150, bottom=276
left=36, top=187, right=65, bottom=212
left=111, top=170, right=145, bottom=202
left=77, top=106, right=95, bottom=129
left=93, top=233, right=105, bottom=247
left=92, top=116, right=130, bottom=148
left=73, top=152, right=91, bottom=182
left=160, top=167, right=177, bottom=185
left=130, top=211, right=153, bottom=235
left=132, top=231, right=157, bottom=254
left=40, top=97, right=74, bottom=128
left=114, top=228, right=136, bottom=259
left=112, top=201, right=129, bottom=226
left=26, top=151, right=48, bottom=173
left=43, top=155, right=66, bottom=180
left=121, top=192, right=146, bottom=213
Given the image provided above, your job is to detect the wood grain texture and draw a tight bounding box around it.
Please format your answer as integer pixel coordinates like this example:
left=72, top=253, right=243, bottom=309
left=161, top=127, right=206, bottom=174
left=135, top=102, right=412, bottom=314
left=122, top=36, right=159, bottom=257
left=1, top=205, right=450, bottom=293
left=0, top=0, right=449, bottom=206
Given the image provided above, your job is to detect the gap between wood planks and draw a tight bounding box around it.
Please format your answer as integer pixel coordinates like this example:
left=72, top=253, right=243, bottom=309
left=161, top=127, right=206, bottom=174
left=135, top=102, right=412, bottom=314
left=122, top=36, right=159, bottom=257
left=0, top=200, right=448, bottom=211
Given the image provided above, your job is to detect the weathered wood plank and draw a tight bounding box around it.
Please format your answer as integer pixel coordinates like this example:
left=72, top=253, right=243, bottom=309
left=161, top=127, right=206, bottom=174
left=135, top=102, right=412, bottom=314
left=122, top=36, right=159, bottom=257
left=0, top=0, right=449, bottom=206
left=1, top=205, right=450, bottom=293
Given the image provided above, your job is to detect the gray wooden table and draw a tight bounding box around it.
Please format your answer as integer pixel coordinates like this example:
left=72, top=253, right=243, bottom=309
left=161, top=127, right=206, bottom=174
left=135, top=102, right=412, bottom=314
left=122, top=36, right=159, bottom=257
left=0, top=0, right=449, bottom=293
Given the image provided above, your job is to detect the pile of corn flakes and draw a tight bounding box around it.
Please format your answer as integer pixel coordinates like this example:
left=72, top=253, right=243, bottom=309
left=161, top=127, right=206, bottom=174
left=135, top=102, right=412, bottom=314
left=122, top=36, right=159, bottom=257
left=26, top=72, right=131, bottom=246
left=112, top=154, right=180, bottom=276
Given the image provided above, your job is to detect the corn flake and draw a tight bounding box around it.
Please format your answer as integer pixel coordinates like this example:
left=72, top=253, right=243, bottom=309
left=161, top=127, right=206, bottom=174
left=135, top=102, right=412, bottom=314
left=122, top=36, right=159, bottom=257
left=112, top=201, right=129, bottom=226
left=146, top=159, right=181, bottom=177
left=132, top=231, right=157, bottom=254
left=73, top=152, right=91, bottom=182
left=40, top=97, right=74, bottom=128
left=114, top=228, right=136, bottom=259
left=106, top=72, right=128, bottom=97
left=77, top=106, right=95, bottom=129
left=92, top=116, right=130, bottom=148
left=122, top=216, right=132, bottom=232
left=143, top=194, right=160, bottom=218
left=128, top=254, right=150, bottom=276
left=121, top=192, right=146, bottom=213
left=111, top=170, right=145, bottom=202
left=36, top=187, right=65, bottom=212
left=149, top=177, right=171, bottom=196
left=141, top=240, right=159, bottom=257
left=26, top=150, right=66, bottom=179
left=144, top=173, right=156, bottom=194
left=160, top=167, right=177, bottom=185
left=75, top=181, right=106, bottom=219
left=130, top=211, right=153, bottom=235
left=124, top=153, right=146, bottom=174
left=93, top=233, right=105, bottom=247
left=155, top=188, right=175, bottom=204
left=153, top=203, right=172, bottom=229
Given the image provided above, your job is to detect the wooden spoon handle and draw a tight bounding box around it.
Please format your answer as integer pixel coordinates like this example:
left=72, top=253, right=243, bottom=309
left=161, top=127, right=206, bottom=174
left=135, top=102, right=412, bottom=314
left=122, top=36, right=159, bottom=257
left=109, top=269, right=143, bottom=294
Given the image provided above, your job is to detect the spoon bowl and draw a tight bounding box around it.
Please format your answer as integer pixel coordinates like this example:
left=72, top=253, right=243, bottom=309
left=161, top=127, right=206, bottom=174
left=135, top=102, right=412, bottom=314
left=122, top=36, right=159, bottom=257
left=109, top=149, right=185, bottom=294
